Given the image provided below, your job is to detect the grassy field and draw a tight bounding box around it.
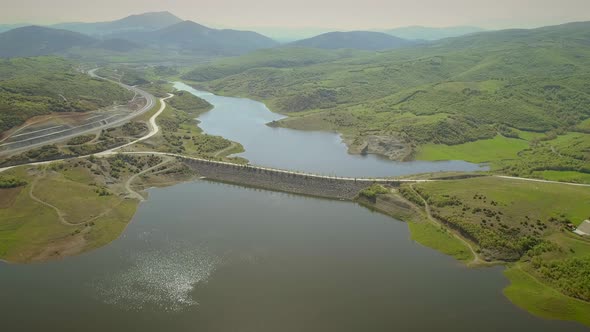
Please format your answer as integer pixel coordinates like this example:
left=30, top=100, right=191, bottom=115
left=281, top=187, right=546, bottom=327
left=408, top=222, right=474, bottom=262
left=0, top=163, right=134, bottom=262
left=34, top=167, right=122, bottom=222
left=0, top=155, right=193, bottom=263
left=356, top=187, right=474, bottom=263
left=416, top=135, right=529, bottom=163
left=504, top=265, right=590, bottom=326
left=411, top=176, right=590, bottom=248
left=532, top=171, right=590, bottom=184
left=414, top=131, right=590, bottom=182
left=499, top=132, right=590, bottom=183
left=401, top=176, right=590, bottom=325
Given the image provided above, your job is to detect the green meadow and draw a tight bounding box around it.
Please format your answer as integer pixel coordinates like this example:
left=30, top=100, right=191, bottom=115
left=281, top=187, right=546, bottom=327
left=416, top=135, right=529, bottom=163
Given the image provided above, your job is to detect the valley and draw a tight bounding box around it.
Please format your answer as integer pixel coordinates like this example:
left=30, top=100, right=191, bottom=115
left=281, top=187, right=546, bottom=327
left=0, top=8, right=589, bottom=331
left=182, top=22, right=590, bottom=183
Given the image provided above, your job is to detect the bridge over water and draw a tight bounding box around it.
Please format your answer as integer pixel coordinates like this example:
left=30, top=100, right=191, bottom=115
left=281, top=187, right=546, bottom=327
left=0, top=150, right=431, bottom=200
left=124, top=152, right=430, bottom=200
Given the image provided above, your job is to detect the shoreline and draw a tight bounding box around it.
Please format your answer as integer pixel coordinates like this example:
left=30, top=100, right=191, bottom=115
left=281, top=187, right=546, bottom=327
left=1, top=77, right=589, bottom=327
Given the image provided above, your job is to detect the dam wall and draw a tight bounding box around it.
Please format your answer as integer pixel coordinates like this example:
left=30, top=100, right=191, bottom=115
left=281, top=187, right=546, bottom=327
left=183, top=158, right=402, bottom=200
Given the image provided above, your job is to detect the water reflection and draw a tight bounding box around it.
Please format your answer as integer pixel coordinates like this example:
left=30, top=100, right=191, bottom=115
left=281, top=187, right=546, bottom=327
left=92, top=241, right=221, bottom=311
left=0, top=181, right=585, bottom=331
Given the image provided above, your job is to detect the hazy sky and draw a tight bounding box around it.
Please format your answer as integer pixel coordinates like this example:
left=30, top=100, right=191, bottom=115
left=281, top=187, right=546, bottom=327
left=2, top=0, right=590, bottom=29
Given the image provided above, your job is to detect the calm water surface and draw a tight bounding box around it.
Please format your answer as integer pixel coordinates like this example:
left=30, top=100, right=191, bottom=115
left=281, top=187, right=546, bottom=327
left=173, top=82, right=487, bottom=177
left=0, top=88, right=584, bottom=331
left=0, top=181, right=585, bottom=331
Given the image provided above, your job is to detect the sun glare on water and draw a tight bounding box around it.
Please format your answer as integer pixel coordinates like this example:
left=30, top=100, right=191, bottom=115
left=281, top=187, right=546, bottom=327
left=92, top=243, right=221, bottom=312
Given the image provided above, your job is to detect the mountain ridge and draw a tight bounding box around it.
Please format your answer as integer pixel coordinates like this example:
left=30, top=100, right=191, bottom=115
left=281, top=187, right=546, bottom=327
left=51, top=11, right=183, bottom=36
left=289, top=31, right=415, bottom=50
left=0, top=15, right=279, bottom=58
left=0, top=26, right=97, bottom=57
left=384, top=25, right=485, bottom=40
left=111, top=19, right=279, bottom=55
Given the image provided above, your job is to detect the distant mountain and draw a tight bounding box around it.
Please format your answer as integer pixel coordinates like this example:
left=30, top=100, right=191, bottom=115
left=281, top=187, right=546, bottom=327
left=0, top=24, right=29, bottom=33
left=434, top=21, right=590, bottom=51
left=52, top=11, right=183, bottom=36
left=92, top=38, right=143, bottom=52
left=0, top=26, right=147, bottom=57
left=384, top=26, right=485, bottom=41
left=0, top=26, right=96, bottom=57
left=114, top=20, right=279, bottom=55
left=0, top=19, right=277, bottom=58
left=247, top=27, right=334, bottom=43
left=290, top=31, right=415, bottom=50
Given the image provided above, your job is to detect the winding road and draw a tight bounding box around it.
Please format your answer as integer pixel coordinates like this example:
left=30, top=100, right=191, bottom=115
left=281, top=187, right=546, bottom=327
left=409, top=184, right=481, bottom=265
left=495, top=175, right=590, bottom=187
left=2, top=76, right=590, bottom=190
left=0, top=69, right=156, bottom=156
left=28, top=170, right=122, bottom=227
left=0, top=77, right=588, bottom=269
left=124, top=158, right=173, bottom=201
left=97, top=93, right=173, bottom=155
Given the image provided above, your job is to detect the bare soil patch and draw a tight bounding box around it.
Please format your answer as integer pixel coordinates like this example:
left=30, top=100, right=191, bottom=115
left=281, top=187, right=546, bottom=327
left=31, top=230, right=88, bottom=262
left=0, top=187, right=22, bottom=208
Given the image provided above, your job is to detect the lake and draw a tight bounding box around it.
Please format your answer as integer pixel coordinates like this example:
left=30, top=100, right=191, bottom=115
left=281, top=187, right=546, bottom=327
left=0, top=87, right=584, bottom=331
left=173, top=82, right=487, bottom=177
left=0, top=181, right=585, bottom=331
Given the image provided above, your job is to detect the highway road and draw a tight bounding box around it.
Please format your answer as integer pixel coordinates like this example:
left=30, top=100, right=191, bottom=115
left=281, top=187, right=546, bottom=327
left=1, top=77, right=589, bottom=189
left=0, top=69, right=156, bottom=156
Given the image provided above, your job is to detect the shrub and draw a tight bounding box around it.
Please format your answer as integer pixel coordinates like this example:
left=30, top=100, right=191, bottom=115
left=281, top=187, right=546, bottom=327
left=0, top=175, right=27, bottom=188
left=359, top=184, right=389, bottom=200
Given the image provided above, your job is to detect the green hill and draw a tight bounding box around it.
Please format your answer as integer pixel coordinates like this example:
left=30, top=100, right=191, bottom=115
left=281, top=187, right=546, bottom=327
left=52, top=11, right=183, bottom=36
left=0, top=24, right=28, bottom=33
left=0, top=26, right=96, bottom=57
left=183, top=21, right=590, bottom=180
left=0, top=57, right=133, bottom=133
left=113, top=20, right=279, bottom=56
left=0, top=25, right=145, bottom=58
left=0, top=14, right=278, bottom=59
left=183, top=47, right=363, bottom=81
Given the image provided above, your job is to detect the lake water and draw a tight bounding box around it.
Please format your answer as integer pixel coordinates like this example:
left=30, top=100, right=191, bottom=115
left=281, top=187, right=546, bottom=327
left=173, top=82, right=487, bottom=177
left=0, top=181, right=585, bottom=331
left=0, top=87, right=585, bottom=331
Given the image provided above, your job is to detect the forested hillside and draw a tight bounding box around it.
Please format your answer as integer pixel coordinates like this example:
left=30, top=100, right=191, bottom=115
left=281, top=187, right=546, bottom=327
left=0, top=57, right=133, bottom=133
left=182, top=47, right=362, bottom=82
left=0, top=26, right=96, bottom=57
left=183, top=22, right=590, bottom=181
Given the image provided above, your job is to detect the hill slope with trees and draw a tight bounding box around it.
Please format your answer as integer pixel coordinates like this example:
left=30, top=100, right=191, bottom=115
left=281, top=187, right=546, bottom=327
left=183, top=21, right=590, bottom=181
left=0, top=57, right=133, bottom=133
